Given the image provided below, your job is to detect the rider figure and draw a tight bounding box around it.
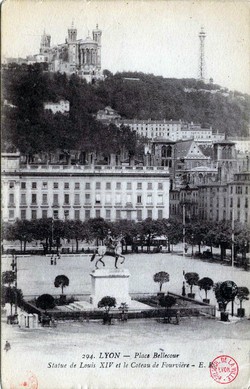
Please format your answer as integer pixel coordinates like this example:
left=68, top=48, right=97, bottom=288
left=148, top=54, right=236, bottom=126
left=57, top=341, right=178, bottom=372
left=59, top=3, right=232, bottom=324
left=105, top=230, right=116, bottom=251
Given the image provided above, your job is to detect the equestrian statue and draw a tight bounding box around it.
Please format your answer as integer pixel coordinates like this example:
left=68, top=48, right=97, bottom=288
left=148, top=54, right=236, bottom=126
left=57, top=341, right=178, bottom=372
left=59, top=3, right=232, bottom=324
left=90, top=233, right=125, bottom=269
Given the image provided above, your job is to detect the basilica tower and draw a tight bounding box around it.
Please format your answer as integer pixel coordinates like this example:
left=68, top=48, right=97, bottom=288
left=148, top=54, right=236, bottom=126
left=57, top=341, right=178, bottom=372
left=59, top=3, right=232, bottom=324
left=92, top=24, right=102, bottom=70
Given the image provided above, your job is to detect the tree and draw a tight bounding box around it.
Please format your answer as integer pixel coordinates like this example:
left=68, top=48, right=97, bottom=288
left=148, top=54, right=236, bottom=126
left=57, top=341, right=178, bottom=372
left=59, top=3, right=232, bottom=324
left=87, top=218, right=110, bottom=246
left=184, top=272, right=199, bottom=295
left=54, top=275, right=69, bottom=295
left=2, top=271, right=16, bottom=287
left=2, top=286, right=23, bottom=315
left=159, top=294, right=176, bottom=311
left=98, top=296, right=116, bottom=312
left=236, top=287, right=249, bottom=310
left=36, top=294, right=56, bottom=311
left=139, top=218, right=162, bottom=253
left=153, top=271, right=170, bottom=292
left=214, top=281, right=238, bottom=314
left=198, top=277, right=214, bottom=301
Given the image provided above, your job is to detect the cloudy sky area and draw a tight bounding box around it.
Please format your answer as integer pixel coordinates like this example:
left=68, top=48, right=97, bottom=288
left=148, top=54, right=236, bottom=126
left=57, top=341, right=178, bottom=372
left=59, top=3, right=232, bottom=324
left=2, top=1, right=250, bottom=93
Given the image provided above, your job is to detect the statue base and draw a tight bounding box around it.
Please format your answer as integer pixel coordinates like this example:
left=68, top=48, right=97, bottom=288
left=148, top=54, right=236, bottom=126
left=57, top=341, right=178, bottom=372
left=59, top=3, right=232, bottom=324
left=90, top=269, right=131, bottom=308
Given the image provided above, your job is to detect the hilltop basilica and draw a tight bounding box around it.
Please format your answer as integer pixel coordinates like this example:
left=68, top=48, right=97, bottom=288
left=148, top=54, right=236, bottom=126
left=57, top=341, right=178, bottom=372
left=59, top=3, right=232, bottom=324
left=32, top=23, right=103, bottom=83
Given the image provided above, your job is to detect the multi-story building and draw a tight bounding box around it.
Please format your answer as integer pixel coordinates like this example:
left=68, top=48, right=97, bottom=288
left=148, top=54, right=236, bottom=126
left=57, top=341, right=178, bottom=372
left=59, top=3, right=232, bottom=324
left=2, top=153, right=170, bottom=223
left=196, top=171, right=250, bottom=225
left=96, top=111, right=225, bottom=144
left=227, top=171, right=250, bottom=225
left=44, top=100, right=70, bottom=114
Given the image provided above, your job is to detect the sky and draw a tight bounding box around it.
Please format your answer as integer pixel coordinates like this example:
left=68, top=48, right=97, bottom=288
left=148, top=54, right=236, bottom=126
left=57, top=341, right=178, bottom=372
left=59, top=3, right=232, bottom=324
left=2, top=0, right=250, bottom=93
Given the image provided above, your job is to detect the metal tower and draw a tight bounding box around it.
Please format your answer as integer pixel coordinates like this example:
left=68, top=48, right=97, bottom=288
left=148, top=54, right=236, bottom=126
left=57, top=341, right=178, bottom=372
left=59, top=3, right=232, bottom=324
left=198, top=27, right=206, bottom=82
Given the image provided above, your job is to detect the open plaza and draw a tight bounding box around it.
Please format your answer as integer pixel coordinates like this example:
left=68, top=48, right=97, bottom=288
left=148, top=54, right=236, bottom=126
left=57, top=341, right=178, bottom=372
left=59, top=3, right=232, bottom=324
left=2, top=250, right=250, bottom=389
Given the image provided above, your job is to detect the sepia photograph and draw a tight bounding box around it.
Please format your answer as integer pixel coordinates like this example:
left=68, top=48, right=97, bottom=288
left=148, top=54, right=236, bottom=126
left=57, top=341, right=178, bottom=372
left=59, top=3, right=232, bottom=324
left=1, top=1, right=250, bottom=388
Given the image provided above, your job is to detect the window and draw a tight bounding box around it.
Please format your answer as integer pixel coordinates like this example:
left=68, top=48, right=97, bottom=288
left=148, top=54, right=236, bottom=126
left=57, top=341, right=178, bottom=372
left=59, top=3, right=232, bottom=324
left=127, top=211, right=132, bottom=220
left=237, top=198, right=240, bottom=208
left=127, top=182, right=132, bottom=190
left=53, top=194, right=59, bottom=205
left=53, top=182, right=58, bottom=189
left=75, top=182, right=80, bottom=190
left=95, top=194, right=101, bottom=204
left=105, top=209, right=111, bottom=220
left=9, top=210, right=14, bottom=219
left=74, top=194, right=80, bottom=205
left=230, top=186, right=233, bottom=194
left=230, top=198, right=233, bottom=208
left=42, top=194, right=48, bottom=205
left=64, top=210, right=69, bottom=220
left=246, top=186, right=248, bottom=195
left=9, top=181, right=15, bottom=188
left=237, top=211, right=240, bottom=221
left=116, top=182, right=121, bottom=190
left=157, top=194, right=163, bottom=204
left=31, top=194, right=37, bottom=205
left=85, top=182, right=90, bottom=189
left=116, top=194, right=121, bottom=204
left=42, top=210, right=47, bottom=219
left=42, top=182, right=48, bottom=189
left=127, top=194, right=132, bottom=204
left=147, top=183, right=152, bottom=190
left=137, top=195, right=142, bottom=204
left=64, top=194, right=70, bottom=205
left=147, top=194, right=152, bottom=204
left=85, top=210, right=90, bottom=220
left=96, top=182, right=101, bottom=190
left=21, top=210, right=26, bottom=220
left=116, top=210, right=121, bottom=220
left=137, top=183, right=142, bottom=190
left=147, top=210, right=152, bottom=219
left=95, top=209, right=101, bottom=218
left=74, top=210, right=80, bottom=220
left=245, top=198, right=248, bottom=208
left=64, top=182, right=69, bottom=189
left=158, top=183, right=163, bottom=190
left=106, top=182, right=111, bottom=190
left=21, top=182, right=26, bottom=189
left=85, top=193, right=91, bottom=204
left=158, top=210, right=163, bottom=220
left=53, top=210, right=59, bottom=219
left=9, top=193, right=14, bottom=205
left=31, top=210, right=37, bottom=220
left=105, top=194, right=111, bottom=204
left=137, top=209, right=142, bottom=221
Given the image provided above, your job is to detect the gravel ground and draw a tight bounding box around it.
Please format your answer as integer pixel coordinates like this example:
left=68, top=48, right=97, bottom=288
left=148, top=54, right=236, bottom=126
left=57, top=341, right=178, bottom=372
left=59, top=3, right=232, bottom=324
left=2, top=251, right=250, bottom=389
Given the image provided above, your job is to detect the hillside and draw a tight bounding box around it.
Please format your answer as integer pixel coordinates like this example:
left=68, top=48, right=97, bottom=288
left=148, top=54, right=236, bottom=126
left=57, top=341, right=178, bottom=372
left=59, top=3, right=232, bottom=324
left=2, top=64, right=249, bottom=155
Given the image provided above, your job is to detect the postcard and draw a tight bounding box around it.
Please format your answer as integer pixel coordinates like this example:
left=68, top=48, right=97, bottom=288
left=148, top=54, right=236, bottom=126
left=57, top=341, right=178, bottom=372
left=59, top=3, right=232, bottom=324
left=1, top=1, right=250, bottom=388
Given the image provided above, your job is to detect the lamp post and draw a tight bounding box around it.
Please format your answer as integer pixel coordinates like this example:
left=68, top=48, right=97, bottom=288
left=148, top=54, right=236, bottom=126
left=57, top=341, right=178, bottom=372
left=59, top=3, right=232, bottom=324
left=191, top=234, right=194, bottom=257
left=231, top=209, right=234, bottom=268
left=11, top=251, right=18, bottom=317
left=183, top=204, right=186, bottom=258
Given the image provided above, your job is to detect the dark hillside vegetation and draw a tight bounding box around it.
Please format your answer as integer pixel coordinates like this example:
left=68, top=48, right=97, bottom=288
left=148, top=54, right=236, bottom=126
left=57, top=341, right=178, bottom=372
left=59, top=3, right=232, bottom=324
left=2, top=64, right=249, bottom=155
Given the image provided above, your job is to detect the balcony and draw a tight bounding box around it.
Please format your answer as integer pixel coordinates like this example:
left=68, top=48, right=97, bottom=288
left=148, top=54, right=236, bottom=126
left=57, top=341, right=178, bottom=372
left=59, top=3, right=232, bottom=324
left=18, top=164, right=169, bottom=175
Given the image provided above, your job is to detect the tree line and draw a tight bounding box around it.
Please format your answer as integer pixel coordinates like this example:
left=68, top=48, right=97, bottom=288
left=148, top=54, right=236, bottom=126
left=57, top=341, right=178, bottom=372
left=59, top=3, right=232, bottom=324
left=2, top=64, right=249, bottom=156
left=2, top=217, right=249, bottom=265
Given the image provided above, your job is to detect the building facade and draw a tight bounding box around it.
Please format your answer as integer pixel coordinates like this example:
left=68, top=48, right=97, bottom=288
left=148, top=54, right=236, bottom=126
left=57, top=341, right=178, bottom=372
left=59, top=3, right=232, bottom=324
left=96, top=112, right=225, bottom=144
left=44, top=100, right=70, bottom=114
left=2, top=154, right=170, bottom=223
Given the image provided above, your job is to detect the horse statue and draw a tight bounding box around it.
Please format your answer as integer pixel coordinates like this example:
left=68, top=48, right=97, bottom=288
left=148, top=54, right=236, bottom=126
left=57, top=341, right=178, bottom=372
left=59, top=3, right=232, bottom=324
left=90, top=235, right=125, bottom=269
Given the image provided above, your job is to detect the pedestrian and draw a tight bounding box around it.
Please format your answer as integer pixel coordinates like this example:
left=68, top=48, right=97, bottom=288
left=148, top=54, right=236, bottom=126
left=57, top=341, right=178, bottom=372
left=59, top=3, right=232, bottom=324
left=54, top=257, right=57, bottom=265
left=50, top=255, right=54, bottom=265
left=182, top=281, right=186, bottom=297
left=4, top=341, right=11, bottom=352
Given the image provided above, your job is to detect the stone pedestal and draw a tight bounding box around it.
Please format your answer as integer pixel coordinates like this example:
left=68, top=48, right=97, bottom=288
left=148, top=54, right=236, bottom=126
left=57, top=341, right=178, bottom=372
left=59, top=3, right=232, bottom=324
left=90, top=269, right=131, bottom=308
